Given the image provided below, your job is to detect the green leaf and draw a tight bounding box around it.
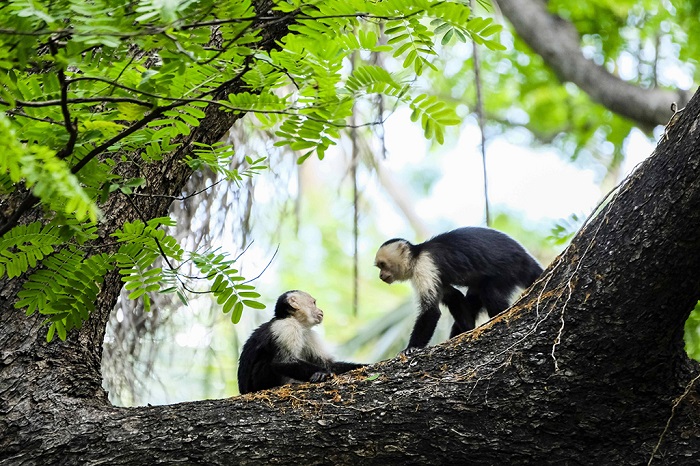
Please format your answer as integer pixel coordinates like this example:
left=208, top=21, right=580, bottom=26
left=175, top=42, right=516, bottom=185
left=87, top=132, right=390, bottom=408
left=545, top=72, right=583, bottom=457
left=243, top=300, right=266, bottom=310
left=222, top=296, right=236, bottom=314
left=47, top=323, right=56, bottom=343
left=55, top=319, right=67, bottom=341
left=232, top=301, right=244, bottom=324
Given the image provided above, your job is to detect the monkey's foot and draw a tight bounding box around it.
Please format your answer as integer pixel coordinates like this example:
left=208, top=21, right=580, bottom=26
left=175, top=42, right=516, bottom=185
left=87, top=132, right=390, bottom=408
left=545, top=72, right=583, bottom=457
left=400, top=347, right=423, bottom=357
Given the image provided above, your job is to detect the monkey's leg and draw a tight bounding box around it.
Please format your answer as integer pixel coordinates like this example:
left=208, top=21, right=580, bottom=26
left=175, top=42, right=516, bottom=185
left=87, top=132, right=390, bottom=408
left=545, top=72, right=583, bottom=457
left=443, top=286, right=479, bottom=337
left=480, top=281, right=512, bottom=318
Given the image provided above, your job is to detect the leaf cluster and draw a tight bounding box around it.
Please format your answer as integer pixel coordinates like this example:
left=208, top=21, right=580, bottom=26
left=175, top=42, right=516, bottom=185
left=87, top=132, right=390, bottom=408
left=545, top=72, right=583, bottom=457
left=191, top=251, right=263, bottom=324
left=15, top=241, right=112, bottom=342
left=4, top=217, right=265, bottom=342
left=0, top=0, right=502, bottom=340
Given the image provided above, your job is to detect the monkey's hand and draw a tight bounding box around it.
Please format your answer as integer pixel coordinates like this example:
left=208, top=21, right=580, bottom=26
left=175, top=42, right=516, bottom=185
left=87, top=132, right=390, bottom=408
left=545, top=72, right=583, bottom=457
left=310, top=371, right=334, bottom=383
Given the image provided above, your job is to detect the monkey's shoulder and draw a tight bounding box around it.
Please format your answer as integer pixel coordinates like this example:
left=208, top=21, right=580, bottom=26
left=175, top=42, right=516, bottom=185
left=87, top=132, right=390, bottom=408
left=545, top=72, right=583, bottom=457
left=240, top=321, right=277, bottom=358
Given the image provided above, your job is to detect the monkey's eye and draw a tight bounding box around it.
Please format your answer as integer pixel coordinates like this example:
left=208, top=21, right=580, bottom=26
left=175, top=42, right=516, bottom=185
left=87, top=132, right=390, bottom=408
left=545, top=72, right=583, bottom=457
left=376, top=261, right=386, bottom=269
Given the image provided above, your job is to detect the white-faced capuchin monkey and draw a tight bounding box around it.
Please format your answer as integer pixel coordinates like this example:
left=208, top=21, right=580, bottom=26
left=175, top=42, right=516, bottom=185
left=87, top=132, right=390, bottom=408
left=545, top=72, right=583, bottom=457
left=237, top=290, right=366, bottom=394
left=374, top=226, right=543, bottom=353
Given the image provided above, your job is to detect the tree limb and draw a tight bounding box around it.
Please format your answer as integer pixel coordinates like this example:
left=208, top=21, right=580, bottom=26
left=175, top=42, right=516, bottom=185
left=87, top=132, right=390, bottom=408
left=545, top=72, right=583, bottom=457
left=496, top=0, right=692, bottom=129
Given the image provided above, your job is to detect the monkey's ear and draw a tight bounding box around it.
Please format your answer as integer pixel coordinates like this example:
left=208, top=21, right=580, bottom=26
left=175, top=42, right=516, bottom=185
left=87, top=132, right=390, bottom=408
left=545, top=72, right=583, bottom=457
left=287, top=294, right=301, bottom=311
left=396, top=241, right=410, bottom=255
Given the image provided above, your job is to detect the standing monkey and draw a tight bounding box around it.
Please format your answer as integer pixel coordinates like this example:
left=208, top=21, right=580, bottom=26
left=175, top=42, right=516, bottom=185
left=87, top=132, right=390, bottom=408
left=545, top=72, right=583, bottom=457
left=374, top=227, right=543, bottom=353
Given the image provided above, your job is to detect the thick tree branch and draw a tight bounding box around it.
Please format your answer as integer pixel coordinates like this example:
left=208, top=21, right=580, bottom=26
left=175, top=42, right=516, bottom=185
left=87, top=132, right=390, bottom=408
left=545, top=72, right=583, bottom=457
left=496, top=0, right=692, bottom=128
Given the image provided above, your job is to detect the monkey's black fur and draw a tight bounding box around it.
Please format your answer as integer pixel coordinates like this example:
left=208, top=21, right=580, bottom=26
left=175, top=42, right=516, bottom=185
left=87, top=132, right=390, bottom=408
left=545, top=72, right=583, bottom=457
left=381, top=227, right=543, bottom=351
left=237, top=291, right=364, bottom=395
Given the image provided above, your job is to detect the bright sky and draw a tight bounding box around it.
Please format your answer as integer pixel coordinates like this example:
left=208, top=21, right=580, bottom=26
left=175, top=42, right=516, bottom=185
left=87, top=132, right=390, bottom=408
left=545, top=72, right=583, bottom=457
left=377, top=107, right=657, bottom=234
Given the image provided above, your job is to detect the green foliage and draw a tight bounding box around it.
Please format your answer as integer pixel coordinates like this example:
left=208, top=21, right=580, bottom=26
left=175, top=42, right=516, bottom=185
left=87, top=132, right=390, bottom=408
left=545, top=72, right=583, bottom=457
left=191, top=250, right=264, bottom=324
left=15, top=245, right=113, bottom=341
left=344, top=65, right=461, bottom=144
left=0, top=115, right=99, bottom=222
left=6, top=215, right=266, bottom=342
left=409, top=94, right=462, bottom=144
left=430, top=2, right=505, bottom=50
left=0, top=0, right=498, bottom=340
left=685, top=302, right=700, bottom=362
left=0, top=222, right=63, bottom=278
left=385, top=14, right=438, bottom=75
left=186, top=143, right=267, bottom=185
left=112, top=218, right=183, bottom=313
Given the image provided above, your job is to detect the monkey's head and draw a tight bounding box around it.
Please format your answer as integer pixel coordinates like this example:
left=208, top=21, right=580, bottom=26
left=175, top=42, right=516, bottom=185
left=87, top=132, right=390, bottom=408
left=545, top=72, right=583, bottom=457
left=275, top=290, right=324, bottom=328
left=374, top=239, right=413, bottom=284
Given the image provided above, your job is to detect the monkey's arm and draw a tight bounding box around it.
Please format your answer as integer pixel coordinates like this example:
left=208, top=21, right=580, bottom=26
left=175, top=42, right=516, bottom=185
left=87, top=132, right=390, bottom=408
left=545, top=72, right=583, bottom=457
left=405, top=297, right=442, bottom=352
left=270, top=360, right=331, bottom=382
left=328, top=361, right=366, bottom=374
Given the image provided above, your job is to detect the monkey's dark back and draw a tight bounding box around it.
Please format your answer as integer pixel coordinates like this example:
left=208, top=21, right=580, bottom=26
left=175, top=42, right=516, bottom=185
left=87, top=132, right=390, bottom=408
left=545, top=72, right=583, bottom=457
left=422, top=227, right=542, bottom=287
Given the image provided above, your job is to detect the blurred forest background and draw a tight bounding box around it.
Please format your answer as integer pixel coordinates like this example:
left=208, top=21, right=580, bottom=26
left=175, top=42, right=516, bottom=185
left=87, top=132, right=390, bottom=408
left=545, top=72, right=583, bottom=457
left=101, top=0, right=700, bottom=406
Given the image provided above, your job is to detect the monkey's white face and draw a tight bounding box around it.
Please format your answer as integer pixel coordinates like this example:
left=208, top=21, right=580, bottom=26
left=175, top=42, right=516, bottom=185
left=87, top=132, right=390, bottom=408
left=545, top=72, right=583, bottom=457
left=287, top=291, right=324, bottom=328
left=374, top=241, right=411, bottom=284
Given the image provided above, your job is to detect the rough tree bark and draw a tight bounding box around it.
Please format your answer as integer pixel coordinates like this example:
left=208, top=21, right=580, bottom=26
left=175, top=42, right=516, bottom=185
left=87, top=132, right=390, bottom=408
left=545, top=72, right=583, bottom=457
left=496, top=0, right=690, bottom=129
left=2, top=9, right=700, bottom=466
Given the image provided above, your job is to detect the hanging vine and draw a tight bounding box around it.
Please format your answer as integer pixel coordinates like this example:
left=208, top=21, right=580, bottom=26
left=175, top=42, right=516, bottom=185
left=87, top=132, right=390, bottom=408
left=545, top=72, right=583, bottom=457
left=471, top=0, right=491, bottom=226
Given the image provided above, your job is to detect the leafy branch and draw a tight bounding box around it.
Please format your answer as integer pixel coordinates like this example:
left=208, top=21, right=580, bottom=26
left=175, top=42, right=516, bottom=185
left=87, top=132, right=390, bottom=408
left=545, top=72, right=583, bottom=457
left=191, top=250, right=264, bottom=324
left=0, top=0, right=502, bottom=341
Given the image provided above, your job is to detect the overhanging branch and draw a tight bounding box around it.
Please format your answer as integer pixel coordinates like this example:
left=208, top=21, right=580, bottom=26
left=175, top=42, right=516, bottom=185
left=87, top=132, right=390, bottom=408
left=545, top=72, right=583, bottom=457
left=496, top=0, right=691, bottom=129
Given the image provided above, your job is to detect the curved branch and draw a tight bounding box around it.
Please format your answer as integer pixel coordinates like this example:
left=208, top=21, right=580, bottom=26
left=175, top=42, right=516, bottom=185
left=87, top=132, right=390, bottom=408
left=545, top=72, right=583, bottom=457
left=496, top=0, right=692, bottom=128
